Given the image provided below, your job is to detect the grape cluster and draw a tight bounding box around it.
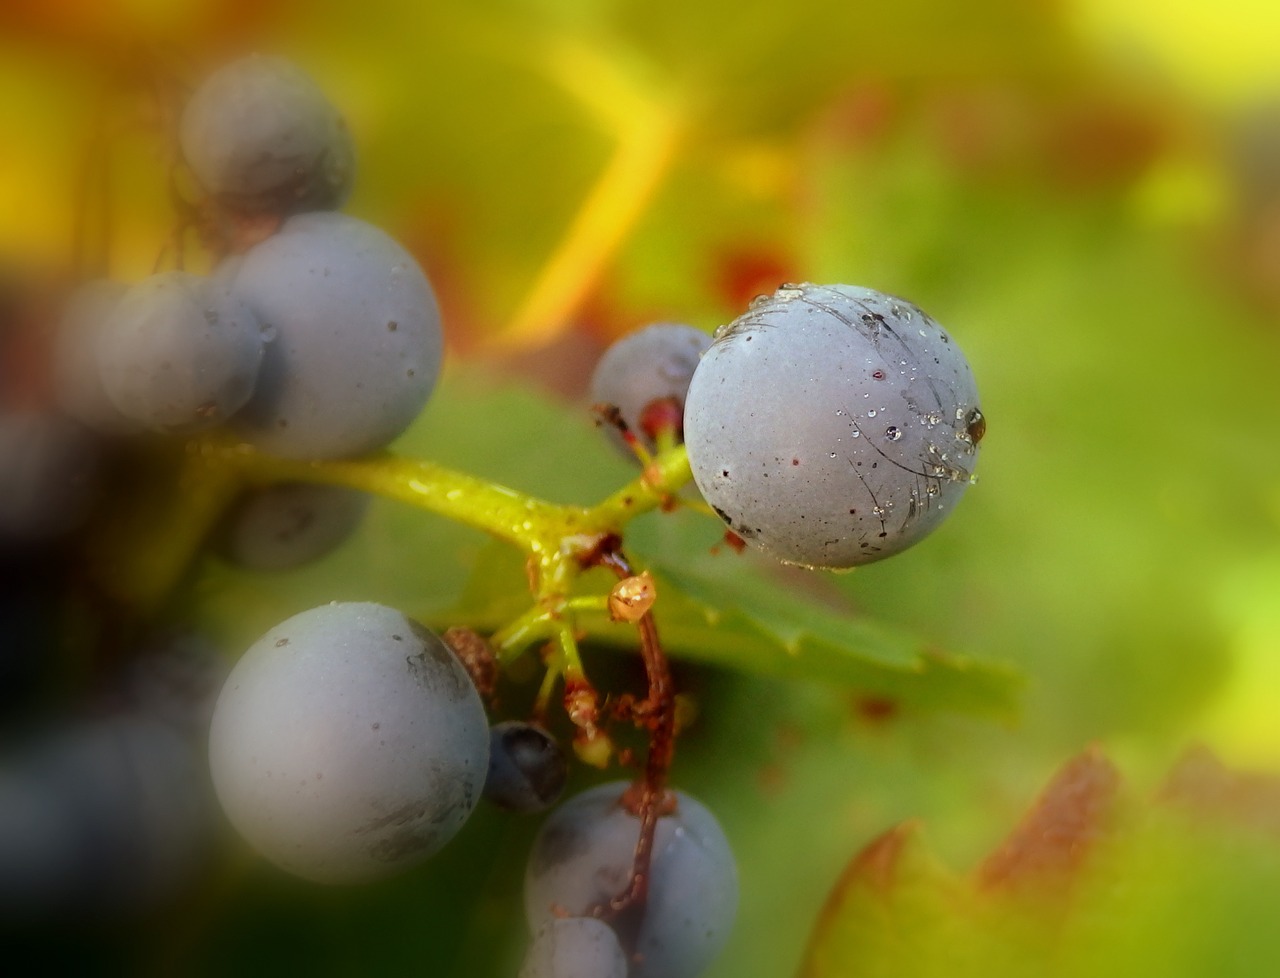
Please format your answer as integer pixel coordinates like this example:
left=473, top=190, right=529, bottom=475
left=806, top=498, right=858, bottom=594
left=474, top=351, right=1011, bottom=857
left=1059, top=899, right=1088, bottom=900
left=0, top=45, right=991, bottom=978
left=523, top=782, right=738, bottom=978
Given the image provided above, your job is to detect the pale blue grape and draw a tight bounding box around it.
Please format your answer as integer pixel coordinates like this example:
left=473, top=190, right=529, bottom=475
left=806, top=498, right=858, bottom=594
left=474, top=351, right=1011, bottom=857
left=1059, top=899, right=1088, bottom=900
left=223, top=212, right=444, bottom=459
left=180, top=54, right=354, bottom=213
left=525, top=781, right=738, bottom=978
left=97, top=271, right=266, bottom=433
left=519, top=917, right=629, bottom=978
left=216, top=482, right=369, bottom=571
left=589, top=322, right=710, bottom=457
left=683, top=283, right=983, bottom=568
left=208, top=602, right=488, bottom=884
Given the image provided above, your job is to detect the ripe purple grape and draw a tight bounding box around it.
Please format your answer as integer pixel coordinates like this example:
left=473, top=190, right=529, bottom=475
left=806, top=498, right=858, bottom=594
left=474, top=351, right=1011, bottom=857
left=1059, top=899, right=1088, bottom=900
left=683, top=283, right=983, bottom=568
left=519, top=917, right=629, bottom=978
left=216, top=482, right=369, bottom=571
left=180, top=54, right=354, bottom=213
left=208, top=602, right=488, bottom=884
left=589, top=322, right=711, bottom=457
left=222, top=212, right=444, bottom=459
left=525, top=781, right=738, bottom=978
left=96, top=271, right=267, bottom=433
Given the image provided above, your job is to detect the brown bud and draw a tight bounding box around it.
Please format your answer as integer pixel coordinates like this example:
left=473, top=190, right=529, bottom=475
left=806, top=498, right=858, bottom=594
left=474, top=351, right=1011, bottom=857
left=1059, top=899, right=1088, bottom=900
left=609, top=571, right=656, bottom=623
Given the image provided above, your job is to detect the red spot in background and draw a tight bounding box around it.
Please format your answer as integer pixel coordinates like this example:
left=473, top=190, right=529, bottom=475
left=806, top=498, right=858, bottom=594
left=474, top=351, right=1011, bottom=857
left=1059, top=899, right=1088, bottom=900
left=853, top=696, right=899, bottom=725
left=818, top=80, right=901, bottom=151
left=715, top=249, right=799, bottom=313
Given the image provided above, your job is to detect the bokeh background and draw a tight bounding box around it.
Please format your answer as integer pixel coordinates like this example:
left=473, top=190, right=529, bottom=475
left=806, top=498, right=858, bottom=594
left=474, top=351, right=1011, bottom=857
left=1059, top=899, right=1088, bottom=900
left=2, top=0, right=1280, bottom=974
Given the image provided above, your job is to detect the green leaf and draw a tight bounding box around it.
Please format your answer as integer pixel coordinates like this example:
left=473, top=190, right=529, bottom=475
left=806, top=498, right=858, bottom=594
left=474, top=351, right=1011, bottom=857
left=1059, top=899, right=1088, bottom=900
left=433, top=531, right=1020, bottom=719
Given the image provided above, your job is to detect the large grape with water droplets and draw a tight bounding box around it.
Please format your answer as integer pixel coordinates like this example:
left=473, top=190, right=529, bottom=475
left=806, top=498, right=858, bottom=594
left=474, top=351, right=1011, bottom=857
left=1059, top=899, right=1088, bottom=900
left=683, top=283, right=983, bottom=569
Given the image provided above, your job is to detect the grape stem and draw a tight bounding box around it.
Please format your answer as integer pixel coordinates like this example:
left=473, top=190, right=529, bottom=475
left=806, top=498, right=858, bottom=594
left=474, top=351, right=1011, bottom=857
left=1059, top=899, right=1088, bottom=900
left=587, top=545, right=677, bottom=920
left=200, top=436, right=694, bottom=589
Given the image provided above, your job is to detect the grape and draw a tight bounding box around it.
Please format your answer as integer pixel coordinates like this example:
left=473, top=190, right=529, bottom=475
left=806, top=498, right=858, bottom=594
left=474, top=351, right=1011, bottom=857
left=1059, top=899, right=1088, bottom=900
left=525, top=781, right=738, bottom=978
left=1, top=713, right=210, bottom=911
left=52, top=279, right=141, bottom=435
left=683, top=283, right=983, bottom=569
left=180, top=54, right=354, bottom=213
left=119, top=631, right=227, bottom=737
left=0, top=409, right=100, bottom=541
left=589, top=323, right=711, bottom=457
left=208, top=602, right=488, bottom=884
left=96, top=271, right=267, bottom=433
left=222, top=212, right=444, bottom=459
left=484, top=722, right=568, bottom=814
left=519, top=917, right=629, bottom=978
left=0, top=768, right=82, bottom=912
left=216, top=482, right=369, bottom=571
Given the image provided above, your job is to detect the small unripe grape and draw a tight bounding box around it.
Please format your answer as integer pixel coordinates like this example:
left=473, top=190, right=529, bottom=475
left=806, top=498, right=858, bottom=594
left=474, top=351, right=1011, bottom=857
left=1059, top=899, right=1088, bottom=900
left=208, top=602, right=488, bottom=884
left=484, top=722, right=568, bottom=814
left=683, top=283, right=983, bottom=569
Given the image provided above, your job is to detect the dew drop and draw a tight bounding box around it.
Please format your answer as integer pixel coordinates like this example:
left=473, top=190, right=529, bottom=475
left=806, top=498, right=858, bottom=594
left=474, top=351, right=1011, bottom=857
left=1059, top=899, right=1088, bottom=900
left=885, top=426, right=902, bottom=441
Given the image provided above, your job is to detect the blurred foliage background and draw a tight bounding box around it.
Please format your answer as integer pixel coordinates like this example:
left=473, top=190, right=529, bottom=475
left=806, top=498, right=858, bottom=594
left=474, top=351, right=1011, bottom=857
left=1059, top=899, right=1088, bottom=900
left=3, top=0, right=1280, bottom=974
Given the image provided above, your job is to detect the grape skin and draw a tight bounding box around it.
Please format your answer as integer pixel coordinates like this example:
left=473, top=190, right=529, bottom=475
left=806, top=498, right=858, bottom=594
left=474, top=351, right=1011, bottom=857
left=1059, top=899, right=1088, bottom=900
left=519, top=917, right=629, bottom=978
left=208, top=602, right=488, bottom=884
left=683, top=283, right=983, bottom=569
left=97, top=272, right=267, bottom=433
left=589, top=322, right=711, bottom=457
left=180, top=54, right=354, bottom=213
left=525, top=781, right=738, bottom=978
left=223, top=212, right=444, bottom=459
left=216, top=482, right=370, bottom=571
left=484, top=722, right=568, bottom=814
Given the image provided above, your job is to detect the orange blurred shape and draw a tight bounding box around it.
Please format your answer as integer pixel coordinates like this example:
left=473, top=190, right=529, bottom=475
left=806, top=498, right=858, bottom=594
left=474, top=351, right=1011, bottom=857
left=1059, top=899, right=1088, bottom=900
left=976, top=744, right=1122, bottom=891
left=714, top=249, right=798, bottom=314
